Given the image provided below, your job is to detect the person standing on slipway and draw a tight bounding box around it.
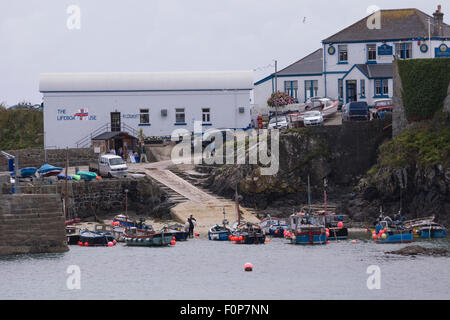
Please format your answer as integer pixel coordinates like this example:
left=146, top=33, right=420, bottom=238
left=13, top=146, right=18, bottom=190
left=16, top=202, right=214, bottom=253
left=187, top=215, right=197, bottom=238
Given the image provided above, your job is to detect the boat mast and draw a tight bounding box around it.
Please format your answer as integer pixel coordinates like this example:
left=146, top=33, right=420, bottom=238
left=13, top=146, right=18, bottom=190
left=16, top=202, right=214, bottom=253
left=323, top=177, right=327, bottom=215
left=307, top=175, right=311, bottom=213
left=235, top=184, right=240, bottom=225
left=64, top=147, right=69, bottom=221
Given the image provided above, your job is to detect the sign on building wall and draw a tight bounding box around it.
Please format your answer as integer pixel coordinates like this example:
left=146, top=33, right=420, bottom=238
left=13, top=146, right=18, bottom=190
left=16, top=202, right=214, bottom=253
left=57, top=109, right=97, bottom=121
left=435, top=44, right=450, bottom=58
left=378, top=44, right=393, bottom=55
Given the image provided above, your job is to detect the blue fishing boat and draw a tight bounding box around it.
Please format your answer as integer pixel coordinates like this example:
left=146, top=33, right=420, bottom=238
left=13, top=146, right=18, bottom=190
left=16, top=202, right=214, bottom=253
left=417, top=223, right=447, bottom=239
left=208, top=208, right=232, bottom=241
left=374, top=219, right=413, bottom=244
left=20, top=167, right=37, bottom=178
left=113, top=215, right=153, bottom=232
left=208, top=224, right=232, bottom=241
left=38, top=163, right=63, bottom=177
left=288, top=213, right=328, bottom=245
left=324, top=213, right=348, bottom=240
left=231, top=222, right=266, bottom=244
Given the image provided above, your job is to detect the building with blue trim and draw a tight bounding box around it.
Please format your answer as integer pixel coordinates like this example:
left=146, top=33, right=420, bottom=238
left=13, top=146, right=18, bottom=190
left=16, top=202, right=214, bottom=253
left=254, top=6, right=450, bottom=109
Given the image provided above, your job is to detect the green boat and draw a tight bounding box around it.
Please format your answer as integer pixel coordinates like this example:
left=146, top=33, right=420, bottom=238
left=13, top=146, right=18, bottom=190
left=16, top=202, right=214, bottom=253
left=123, top=227, right=174, bottom=247
left=71, top=174, right=81, bottom=181
left=77, top=171, right=97, bottom=181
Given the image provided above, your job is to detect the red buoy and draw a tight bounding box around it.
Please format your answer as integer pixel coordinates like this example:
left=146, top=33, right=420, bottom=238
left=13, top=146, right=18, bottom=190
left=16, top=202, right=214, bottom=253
left=195, top=232, right=200, bottom=237
left=84, top=242, right=89, bottom=247
left=113, top=240, right=117, bottom=245
left=77, top=241, right=83, bottom=246
left=170, top=240, right=176, bottom=246
left=244, top=263, right=253, bottom=272
left=337, top=222, right=344, bottom=228
left=108, top=242, right=113, bottom=247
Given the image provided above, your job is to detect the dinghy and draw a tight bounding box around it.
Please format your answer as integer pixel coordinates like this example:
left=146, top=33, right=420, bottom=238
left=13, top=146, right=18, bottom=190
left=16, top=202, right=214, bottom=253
left=208, top=208, right=232, bottom=241
left=167, top=223, right=189, bottom=241
left=77, top=171, right=97, bottom=181
left=20, top=167, right=37, bottom=178
left=38, top=164, right=63, bottom=177
left=71, top=174, right=81, bottom=181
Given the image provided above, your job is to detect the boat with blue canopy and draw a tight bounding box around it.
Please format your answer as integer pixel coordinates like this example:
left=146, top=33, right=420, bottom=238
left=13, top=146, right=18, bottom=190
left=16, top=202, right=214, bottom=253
left=38, top=163, right=63, bottom=177
left=20, top=167, right=37, bottom=178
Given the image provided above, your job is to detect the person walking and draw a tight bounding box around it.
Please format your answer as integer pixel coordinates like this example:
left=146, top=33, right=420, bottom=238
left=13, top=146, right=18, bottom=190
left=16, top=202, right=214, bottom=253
left=188, top=215, right=197, bottom=238
left=139, top=142, right=148, bottom=163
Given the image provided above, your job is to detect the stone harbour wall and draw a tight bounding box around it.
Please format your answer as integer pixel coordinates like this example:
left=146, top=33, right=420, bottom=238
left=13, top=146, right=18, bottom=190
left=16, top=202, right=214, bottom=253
left=0, top=148, right=97, bottom=171
left=0, top=194, right=68, bottom=256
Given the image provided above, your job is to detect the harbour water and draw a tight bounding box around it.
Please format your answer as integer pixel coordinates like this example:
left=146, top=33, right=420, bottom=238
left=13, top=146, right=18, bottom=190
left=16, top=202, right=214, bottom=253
left=1, top=234, right=449, bottom=300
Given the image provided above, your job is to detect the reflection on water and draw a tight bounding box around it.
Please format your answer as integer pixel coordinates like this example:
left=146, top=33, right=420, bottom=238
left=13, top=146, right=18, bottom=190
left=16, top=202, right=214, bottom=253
left=0, top=234, right=449, bottom=300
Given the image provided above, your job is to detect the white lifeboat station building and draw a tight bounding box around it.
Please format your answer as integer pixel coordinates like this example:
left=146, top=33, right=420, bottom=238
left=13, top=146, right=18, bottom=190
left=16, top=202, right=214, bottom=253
left=254, top=7, right=450, bottom=108
left=40, top=71, right=253, bottom=149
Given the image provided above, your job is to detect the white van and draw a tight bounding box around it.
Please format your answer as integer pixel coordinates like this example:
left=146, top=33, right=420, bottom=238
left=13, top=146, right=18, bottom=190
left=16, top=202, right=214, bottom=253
left=90, top=154, right=128, bottom=178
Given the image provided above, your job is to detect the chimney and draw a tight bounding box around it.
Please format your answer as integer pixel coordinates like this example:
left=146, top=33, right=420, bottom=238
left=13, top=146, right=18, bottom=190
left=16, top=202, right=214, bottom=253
left=433, top=5, right=444, bottom=37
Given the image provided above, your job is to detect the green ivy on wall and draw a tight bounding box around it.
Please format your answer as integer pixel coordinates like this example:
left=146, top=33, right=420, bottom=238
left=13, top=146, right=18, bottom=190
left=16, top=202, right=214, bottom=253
left=398, top=58, right=450, bottom=122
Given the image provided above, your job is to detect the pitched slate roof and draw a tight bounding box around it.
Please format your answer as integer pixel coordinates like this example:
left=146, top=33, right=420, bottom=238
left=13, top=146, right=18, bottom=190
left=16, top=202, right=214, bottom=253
left=254, top=49, right=323, bottom=85
left=323, top=8, right=450, bottom=43
left=353, top=64, right=393, bottom=79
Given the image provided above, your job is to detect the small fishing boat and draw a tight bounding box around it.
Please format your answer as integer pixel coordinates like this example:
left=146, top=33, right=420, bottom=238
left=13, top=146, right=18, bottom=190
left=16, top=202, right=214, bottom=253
left=288, top=212, right=328, bottom=245
left=71, top=174, right=81, bottom=181
left=373, top=219, right=413, bottom=244
left=259, top=215, right=288, bottom=236
left=403, top=216, right=436, bottom=238
left=229, top=188, right=265, bottom=244
left=113, top=215, right=154, bottom=232
left=268, top=219, right=289, bottom=238
left=208, top=208, right=232, bottom=241
left=123, top=227, right=174, bottom=247
left=416, top=223, right=447, bottom=239
left=323, top=212, right=349, bottom=240
left=231, top=222, right=266, bottom=244
left=79, top=229, right=115, bottom=246
left=20, top=167, right=37, bottom=178
left=77, top=171, right=97, bottom=181
left=38, top=163, right=63, bottom=177
left=167, top=223, right=189, bottom=241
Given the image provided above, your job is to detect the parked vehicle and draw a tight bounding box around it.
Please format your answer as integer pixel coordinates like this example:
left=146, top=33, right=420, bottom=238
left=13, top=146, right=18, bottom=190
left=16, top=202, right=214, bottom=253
left=89, top=154, right=128, bottom=178
left=374, top=98, right=393, bottom=111
left=268, top=115, right=289, bottom=130
left=303, top=111, right=324, bottom=126
left=342, top=101, right=369, bottom=121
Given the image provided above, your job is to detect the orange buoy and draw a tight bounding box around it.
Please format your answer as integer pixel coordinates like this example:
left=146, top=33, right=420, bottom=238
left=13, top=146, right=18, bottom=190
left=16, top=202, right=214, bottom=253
left=244, top=263, right=253, bottom=272
left=265, top=238, right=270, bottom=243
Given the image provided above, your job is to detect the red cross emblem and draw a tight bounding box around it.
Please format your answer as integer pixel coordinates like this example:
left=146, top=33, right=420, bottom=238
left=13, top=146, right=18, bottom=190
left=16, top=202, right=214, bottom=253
left=74, top=109, right=89, bottom=120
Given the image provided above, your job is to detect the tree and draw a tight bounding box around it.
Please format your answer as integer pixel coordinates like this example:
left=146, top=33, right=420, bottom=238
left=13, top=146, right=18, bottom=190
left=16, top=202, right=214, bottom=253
left=267, top=91, right=295, bottom=108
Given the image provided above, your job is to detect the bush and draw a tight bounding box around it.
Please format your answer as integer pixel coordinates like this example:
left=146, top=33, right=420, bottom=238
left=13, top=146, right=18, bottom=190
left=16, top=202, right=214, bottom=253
left=0, top=108, right=43, bottom=150
left=398, top=58, right=450, bottom=121
left=267, top=91, right=295, bottom=107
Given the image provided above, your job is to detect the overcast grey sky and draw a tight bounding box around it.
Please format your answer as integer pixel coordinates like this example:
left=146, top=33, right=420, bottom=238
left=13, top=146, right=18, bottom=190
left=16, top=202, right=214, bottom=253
left=0, top=0, right=444, bottom=106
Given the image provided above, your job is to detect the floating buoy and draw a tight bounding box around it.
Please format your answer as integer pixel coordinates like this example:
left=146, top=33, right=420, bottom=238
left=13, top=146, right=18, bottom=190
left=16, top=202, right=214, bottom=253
left=244, top=263, right=253, bottom=272
left=170, top=239, right=176, bottom=245
left=372, top=234, right=377, bottom=240
left=111, top=221, right=115, bottom=226
left=265, top=238, right=270, bottom=243
left=113, top=240, right=117, bottom=245
left=108, top=242, right=113, bottom=247
left=351, top=240, right=357, bottom=244
left=195, top=232, right=200, bottom=237
left=337, top=222, right=344, bottom=228
left=77, top=241, right=83, bottom=246
left=172, top=236, right=176, bottom=241
left=326, top=232, right=330, bottom=237
left=381, top=233, right=387, bottom=239
left=326, top=241, right=330, bottom=244
left=325, top=228, right=330, bottom=233
left=229, top=235, right=233, bottom=240
left=84, top=242, right=89, bottom=247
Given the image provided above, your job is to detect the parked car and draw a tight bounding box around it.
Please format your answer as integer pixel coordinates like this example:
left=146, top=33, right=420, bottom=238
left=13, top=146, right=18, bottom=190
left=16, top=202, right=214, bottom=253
left=303, top=111, right=324, bottom=126
left=374, top=98, right=393, bottom=111
left=268, top=115, right=289, bottom=130
left=89, top=154, right=128, bottom=178
left=342, top=101, right=369, bottom=121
